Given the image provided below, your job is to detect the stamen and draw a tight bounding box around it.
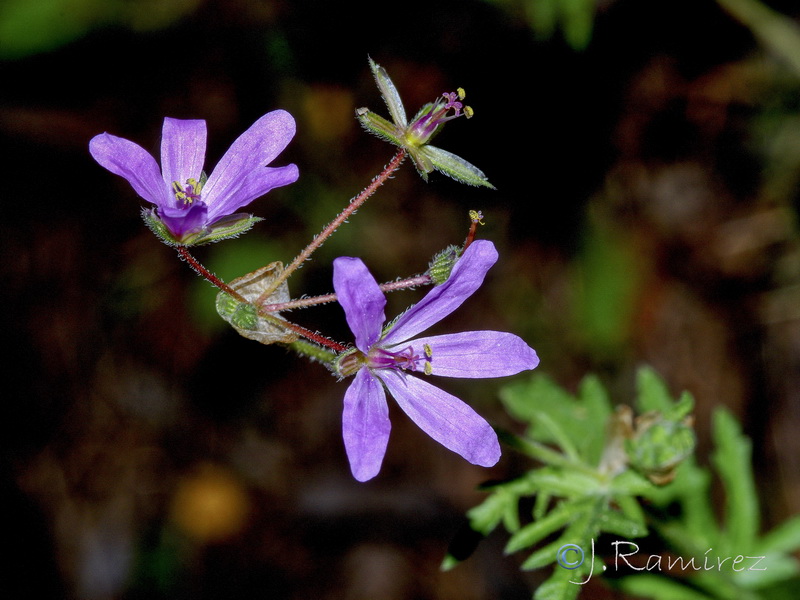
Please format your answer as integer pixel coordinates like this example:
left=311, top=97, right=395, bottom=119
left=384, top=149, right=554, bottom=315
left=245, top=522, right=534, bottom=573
left=422, top=343, right=433, bottom=376
left=367, top=344, right=432, bottom=373
left=172, top=178, right=203, bottom=206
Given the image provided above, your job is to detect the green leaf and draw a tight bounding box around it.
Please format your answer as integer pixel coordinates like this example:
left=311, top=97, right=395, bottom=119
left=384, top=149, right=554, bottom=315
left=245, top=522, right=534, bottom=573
left=636, top=365, right=677, bottom=413
left=610, top=469, right=658, bottom=497
left=596, top=505, right=647, bottom=538
left=711, top=408, right=759, bottom=553
left=576, top=375, right=613, bottom=465
left=733, top=554, right=800, bottom=591
left=467, top=488, right=516, bottom=536
left=617, top=573, right=714, bottom=600
left=499, top=373, right=611, bottom=466
left=500, top=373, right=574, bottom=425
left=757, top=514, right=800, bottom=555
left=527, top=467, right=602, bottom=497
left=533, top=566, right=584, bottom=600
left=505, top=498, right=591, bottom=554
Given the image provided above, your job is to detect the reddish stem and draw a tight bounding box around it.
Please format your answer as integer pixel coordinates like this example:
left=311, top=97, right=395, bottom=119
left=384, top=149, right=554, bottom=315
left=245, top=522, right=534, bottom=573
left=176, top=246, right=246, bottom=302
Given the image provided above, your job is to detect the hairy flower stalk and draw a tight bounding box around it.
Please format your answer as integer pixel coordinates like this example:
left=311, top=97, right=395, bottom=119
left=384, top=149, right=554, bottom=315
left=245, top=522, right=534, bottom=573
left=254, top=148, right=407, bottom=307
left=333, top=240, right=539, bottom=481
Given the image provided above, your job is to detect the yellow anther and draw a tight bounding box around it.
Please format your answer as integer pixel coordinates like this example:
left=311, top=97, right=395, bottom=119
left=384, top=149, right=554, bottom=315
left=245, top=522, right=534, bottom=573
left=424, top=362, right=433, bottom=376
left=463, top=105, right=474, bottom=119
left=469, top=210, right=485, bottom=225
left=457, top=87, right=466, bottom=101
left=424, top=343, right=433, bottom=358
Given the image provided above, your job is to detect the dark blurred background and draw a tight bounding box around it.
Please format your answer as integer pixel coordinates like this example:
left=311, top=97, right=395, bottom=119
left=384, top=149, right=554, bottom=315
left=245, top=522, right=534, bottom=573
left=2, top=0, right=799, bottom=598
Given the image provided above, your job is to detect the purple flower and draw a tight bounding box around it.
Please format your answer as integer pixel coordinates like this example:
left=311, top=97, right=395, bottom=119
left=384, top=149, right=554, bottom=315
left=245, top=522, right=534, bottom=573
left=333, top=240, right=539, bottom=481
left=89, top=111, right=299, bottom=245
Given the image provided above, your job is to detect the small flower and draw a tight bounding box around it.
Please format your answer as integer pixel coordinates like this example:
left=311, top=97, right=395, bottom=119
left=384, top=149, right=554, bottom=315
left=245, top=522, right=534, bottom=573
left=89, top=111, right=299, bottom=246
left=357, top=57, right=495, bottom=188
left=333, top=240, right=538, bottom=481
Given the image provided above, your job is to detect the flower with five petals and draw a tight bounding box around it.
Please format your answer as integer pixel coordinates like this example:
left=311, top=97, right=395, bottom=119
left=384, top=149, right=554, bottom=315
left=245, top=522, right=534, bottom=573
left=333, top=240, right=539, bottom=481
left=89, top=111, right=299, bottom=246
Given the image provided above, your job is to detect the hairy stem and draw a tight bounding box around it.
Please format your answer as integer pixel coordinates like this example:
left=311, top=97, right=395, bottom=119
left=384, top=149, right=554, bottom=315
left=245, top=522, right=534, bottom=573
left=255, top=148, right=407, bottom=306
left=177, top=246, right=246, bottom=302
left=261, top=274, right=432, bottom=312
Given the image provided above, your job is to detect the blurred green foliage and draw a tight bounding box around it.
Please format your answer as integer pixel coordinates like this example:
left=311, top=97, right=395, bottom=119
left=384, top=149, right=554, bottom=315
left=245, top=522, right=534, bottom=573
left=483, top=0, right=596, bottom=50
left=445, top=367, right=800, bottom=600
left=0, top=0, right=201, bottom=59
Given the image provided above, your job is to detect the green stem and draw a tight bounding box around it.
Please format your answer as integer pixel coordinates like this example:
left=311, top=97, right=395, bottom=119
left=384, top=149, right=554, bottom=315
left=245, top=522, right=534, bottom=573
left=286, top=338, right=338, bottom=367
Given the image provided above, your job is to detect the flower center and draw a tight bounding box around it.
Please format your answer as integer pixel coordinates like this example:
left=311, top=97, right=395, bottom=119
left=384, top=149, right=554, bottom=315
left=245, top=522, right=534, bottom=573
left=172, top=178, right=203, bottom=206
left=367, top=343, right=433, bottom=375
left=406, top=88, right=473, bottom=146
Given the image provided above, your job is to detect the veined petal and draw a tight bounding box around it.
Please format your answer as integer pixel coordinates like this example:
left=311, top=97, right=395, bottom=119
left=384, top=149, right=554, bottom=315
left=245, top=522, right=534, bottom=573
left=206, top=164, right=298, bottom=221
left=203, top=110, right=297, bottom=213
left=380, top=369, right=500, bottom=467
left=405, top=331, right=539, bottom=378
left=159, top=201, right=208, bottom=240
left=343, top=368, right=391, bottom=482
left=160, top=118, right=207, bottom=191
left=382, top=240, right=498, bottom=346
left=89, top=133, right=168, bottom=206
left=333, top=257, right=386, bottom=353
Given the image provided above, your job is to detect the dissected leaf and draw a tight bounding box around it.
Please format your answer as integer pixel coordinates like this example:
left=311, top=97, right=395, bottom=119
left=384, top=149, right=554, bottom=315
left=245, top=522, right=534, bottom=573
left=711, top=408, right=759, bottom=553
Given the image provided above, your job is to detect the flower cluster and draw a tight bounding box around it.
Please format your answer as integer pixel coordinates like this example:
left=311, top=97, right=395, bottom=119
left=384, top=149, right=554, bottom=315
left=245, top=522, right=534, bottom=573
left=333, top=240, right=539, bottom=481
left=89, top=59, right=538, bottom=483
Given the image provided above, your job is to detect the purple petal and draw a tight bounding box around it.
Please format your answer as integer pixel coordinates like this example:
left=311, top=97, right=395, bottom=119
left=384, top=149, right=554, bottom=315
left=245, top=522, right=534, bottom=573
left=379, top=369, right=501, bottom=467
left=206, top=164, right=299, bottom=221
left=89, top=133, right=168, bottom=206
left=405, top=331, right=539, bottom=378
left=333, top=257, right=386, bottom=353
left=382, top=240, right=498, bottom=346
left=160, top=118, right=207, bottom=192
left=343, top=368, right=391, bottom=482
left=158, top=201, right=209, bottom=239
left=202, top=110, right=297, bottom=217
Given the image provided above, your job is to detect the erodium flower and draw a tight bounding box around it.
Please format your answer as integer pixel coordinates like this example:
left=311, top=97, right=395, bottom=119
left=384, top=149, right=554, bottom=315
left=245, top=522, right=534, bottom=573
left=333, top=240, right=539, bottom=481
left=89, top=111, right=299, bottom=246
left=357, top=57, right=495, bottom=188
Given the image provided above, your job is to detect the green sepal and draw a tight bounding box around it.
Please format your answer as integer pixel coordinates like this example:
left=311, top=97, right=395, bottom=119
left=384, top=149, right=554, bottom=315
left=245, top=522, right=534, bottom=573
left=140, top=207, right=262, bottom=247
left=356, top=109, right=403, bottom=146
left=141, top=207, right=182, bottom=246
left=368, top=56, right=407, bottom=127
left=418, top=145, right=495, bottom=188
left=180, top=213, right=263, bottom=246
